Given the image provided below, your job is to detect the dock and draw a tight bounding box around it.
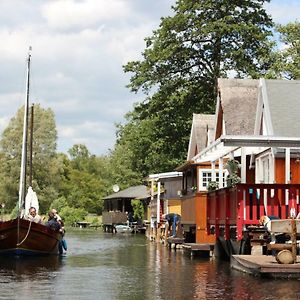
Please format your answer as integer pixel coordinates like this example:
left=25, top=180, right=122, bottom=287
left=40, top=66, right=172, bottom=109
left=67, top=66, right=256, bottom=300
left=76, top=221, right=91, bottom=228
left=231, top=255, right=300, bottom=278
left=166, top=237, right=185, bottom=249
left=182, top=243, right=214, bottom=258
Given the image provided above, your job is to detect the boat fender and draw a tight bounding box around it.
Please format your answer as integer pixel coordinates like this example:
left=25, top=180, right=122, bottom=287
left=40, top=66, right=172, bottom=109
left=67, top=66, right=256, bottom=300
left=58, top=241, right=63, bottom=254
left=62, top=238, right=67, bottom=251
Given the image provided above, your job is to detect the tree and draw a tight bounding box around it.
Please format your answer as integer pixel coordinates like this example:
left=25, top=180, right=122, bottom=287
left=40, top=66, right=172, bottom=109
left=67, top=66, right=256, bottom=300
left=268, top=22, right=300, bottom=79
left=121, top=0, right=274, bottom=174
left=0, top=104, right=60, bottom=212
left=59, top=206, right=88, bottom=226
left=131, top=199, right=145, bottom=221
left=58, top=145, right=113, bottom=214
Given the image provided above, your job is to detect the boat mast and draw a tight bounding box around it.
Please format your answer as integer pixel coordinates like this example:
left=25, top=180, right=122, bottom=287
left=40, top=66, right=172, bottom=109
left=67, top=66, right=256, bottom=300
left=18, top=47, right=31, bottom=213
left=29, top=104, right=34, bottom=187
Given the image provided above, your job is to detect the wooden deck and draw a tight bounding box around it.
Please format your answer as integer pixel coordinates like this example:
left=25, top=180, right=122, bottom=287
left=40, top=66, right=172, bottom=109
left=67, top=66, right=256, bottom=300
left=166, top=237, right=185, bottom=249
left=76, top=221, right=91, bottom=228
left=231, top=255, right=300, bottom=278
left=182, top=243, right=214, bottom=257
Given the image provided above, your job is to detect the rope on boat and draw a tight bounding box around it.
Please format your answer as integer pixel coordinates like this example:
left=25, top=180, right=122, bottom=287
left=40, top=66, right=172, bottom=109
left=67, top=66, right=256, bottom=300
left=16, top=220, right=32, bottom=246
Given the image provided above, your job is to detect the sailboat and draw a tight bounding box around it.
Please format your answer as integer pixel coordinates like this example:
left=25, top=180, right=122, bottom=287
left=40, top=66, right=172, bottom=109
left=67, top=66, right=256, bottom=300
left=0, top=48, right=63, bottom=255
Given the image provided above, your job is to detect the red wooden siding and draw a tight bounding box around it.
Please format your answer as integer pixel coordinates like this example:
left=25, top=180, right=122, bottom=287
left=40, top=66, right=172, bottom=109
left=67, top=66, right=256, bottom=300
left=207, top=184, right=300, bottom=241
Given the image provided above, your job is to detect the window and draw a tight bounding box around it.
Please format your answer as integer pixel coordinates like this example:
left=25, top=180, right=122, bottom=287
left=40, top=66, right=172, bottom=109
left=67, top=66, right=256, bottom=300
left=199, top=169, right=227, bottom=191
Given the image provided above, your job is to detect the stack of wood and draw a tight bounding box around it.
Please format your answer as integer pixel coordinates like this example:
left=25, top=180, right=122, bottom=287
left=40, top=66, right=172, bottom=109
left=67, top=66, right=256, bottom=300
left=267, top=219, right=299, bottom=264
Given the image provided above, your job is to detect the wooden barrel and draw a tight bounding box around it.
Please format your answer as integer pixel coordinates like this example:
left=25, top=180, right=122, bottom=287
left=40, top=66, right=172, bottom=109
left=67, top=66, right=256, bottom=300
left=276, top=250, right=294, bottom=264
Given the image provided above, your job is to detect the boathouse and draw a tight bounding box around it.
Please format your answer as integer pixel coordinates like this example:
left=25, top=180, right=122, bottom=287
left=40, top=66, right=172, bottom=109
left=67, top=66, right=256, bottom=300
left=147, top=172, right=182, bottom=239
left=187, top=78, right=300, bottom=257
left=102, top=185, right=150, bottom=232
left=175, top=113, right=216, bottom=243
left=147, top=78, right=300, bottom=258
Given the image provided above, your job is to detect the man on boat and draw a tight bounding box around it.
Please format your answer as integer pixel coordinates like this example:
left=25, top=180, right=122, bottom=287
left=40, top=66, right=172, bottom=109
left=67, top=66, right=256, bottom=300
left=47, top=209, right=67, bottom=253
left=46, top=210, right=61, bottom=231
left=24, top=206, right=42, bottom=224
left=51, top=208, right=65, bottom=233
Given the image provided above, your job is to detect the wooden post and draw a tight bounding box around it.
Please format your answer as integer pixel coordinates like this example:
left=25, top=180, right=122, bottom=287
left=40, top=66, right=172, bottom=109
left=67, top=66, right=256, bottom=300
left=291, top=219, right=297, bottom=263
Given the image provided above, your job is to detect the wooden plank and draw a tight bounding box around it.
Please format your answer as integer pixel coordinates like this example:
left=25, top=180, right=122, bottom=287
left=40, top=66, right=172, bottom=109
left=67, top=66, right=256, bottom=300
left=269, top=219, right=300, bottom=233
left=267, top=243, right=300, bottom=251
left=231, top=255, right=300, bottom=278
left=182, top=243, right=214, bottom=251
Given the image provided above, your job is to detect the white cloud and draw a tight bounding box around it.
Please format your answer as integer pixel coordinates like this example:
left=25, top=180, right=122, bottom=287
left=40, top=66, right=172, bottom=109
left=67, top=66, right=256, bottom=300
left=41, top=0, right=131, bottom=30
left=57, top=119, right=116, bottom=154
left=2, top=0, right=297, bottom=156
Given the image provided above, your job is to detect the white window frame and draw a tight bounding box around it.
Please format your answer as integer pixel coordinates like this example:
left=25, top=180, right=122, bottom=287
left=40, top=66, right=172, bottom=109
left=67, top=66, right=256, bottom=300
left=255, top=151, right=274, bottom=184
left=198, top=169, right=228, bottom=191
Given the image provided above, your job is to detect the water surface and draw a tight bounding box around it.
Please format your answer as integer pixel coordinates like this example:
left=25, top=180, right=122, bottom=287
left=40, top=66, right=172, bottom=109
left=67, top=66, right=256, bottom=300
left=0, top=229, right=299, bottom=300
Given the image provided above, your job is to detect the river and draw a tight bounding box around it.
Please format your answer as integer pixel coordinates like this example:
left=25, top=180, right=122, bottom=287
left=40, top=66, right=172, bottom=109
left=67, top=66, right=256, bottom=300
left=0, top=229, right=299, bottom=300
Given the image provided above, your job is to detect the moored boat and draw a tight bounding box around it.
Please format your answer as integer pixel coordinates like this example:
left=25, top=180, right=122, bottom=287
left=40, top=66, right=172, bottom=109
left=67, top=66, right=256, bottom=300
left=0, top=48, right=63, bottom=256
left=0, top=218, right=62, bottom=255
left=115, top=224, right=132, bottom=233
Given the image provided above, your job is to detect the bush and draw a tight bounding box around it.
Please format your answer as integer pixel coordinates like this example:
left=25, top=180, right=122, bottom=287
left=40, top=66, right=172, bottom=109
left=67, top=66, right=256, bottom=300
left=10, top=205, right=18, bottom=219
left=59, top=206, right=88, bottom=226
left=49, top=196, right=68, bottom=213
left=131, top=199, right=144, bottom=221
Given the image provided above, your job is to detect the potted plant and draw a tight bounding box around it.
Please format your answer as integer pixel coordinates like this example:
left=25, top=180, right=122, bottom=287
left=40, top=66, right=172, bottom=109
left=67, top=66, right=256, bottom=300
left=225, top=159, right=241, bottom=187
left=207, top=181, right=219, bottom=192
left=191, top=186, right=197, bottom=192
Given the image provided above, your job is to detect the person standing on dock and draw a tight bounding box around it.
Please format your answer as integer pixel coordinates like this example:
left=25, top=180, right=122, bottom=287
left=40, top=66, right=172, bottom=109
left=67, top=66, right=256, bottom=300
left=162, top=213, right=181, bottom=238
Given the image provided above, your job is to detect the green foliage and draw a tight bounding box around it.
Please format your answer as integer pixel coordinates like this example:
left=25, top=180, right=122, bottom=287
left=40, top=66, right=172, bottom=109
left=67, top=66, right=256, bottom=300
left=125, top=0, right=273, bottom=92
left=121, top=0, right=274, bottom=175
left=225, top=159, right=241, bottom=188
left=49, top=196, right=68, bottom=212
left=0, top=104, right=60, bottom=213
left=91, top=217, right=99, bottom=224
left=226, top=173, right=241, bottom=188
left=59, top=206, right=88, bottom=226
left=207, top=181, right=218, bottom=192
left=131, top=199, right=144, bottom=221
left=10, top=205, right=18, bottom=219
left=58, top=146, right=113, bottom=214
left=225, top=159, right=240, bottom=175
left=61, top=169, right=104, bottom=214
left=267, top=22, right=300, bottom=79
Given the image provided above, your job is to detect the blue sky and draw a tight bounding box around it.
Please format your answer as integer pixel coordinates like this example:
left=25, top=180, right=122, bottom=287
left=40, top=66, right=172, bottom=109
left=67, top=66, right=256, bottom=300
left=0, top=0, right=298, bottom=156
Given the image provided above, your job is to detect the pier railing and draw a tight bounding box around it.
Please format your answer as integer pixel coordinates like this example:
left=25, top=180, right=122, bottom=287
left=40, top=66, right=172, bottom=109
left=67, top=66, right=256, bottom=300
left=207, top=184, right=300, bottom=241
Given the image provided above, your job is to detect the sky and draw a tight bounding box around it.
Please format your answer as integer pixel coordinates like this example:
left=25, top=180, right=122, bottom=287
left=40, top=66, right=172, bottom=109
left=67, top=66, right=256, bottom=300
left=0, top=0, right=299, bottom=156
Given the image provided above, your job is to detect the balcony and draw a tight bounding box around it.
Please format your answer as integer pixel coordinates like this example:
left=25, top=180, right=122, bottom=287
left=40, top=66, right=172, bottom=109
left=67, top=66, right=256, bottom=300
left=207, top=183, right=300, bottom=241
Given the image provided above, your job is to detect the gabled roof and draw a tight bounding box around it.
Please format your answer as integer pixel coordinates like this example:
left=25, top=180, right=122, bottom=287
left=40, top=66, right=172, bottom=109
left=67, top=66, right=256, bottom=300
left=103, top=185, right=150, bottom=200
left=187, top=113, right=215, bottom=160
left=193, top=78, right=300, bottom=164
left=260, top=79, right=300, bottom=137
left=215, top=79, right=259, bottom=139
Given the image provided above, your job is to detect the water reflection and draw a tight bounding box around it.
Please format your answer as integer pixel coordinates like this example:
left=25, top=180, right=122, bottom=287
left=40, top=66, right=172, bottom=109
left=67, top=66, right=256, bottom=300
left=0, top=255, right=64, bottom=300
left=1, top=230, right=300, bottom=300
left=0, top=255, right=63, bottom=276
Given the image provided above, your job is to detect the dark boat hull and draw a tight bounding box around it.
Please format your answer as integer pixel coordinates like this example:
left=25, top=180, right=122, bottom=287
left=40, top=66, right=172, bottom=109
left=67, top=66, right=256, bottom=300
left=0, top=218, right=62, bottom=255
